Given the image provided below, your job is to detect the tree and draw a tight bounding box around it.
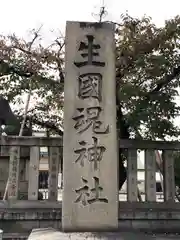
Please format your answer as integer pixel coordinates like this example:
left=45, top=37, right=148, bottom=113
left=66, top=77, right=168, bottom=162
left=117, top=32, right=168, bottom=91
left=115, top=14, right=180, bottom=140
left=115, top=14, right=180, bottom=187
left=0, top=28, right=65, bottom=135
left=1, top=14, right=180, bottom=189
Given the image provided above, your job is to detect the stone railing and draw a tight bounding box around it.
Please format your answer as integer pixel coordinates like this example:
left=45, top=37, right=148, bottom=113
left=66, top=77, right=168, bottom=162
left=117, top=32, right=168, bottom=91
left=0, top=136, right=179, bottom=204
left=1, top=136, right=180, bottom=238
left=120, top=139, right=179, bottom=203
left=0, top=136, right=62, bottom=201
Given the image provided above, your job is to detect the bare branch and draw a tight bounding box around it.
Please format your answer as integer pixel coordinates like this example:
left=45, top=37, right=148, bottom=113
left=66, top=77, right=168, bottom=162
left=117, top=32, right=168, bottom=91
left=19, top=27, right=43, bottom=136
left=105, top=20, right=123, bottom=27
left=28, top=25, right=43, bottom=49
left=55, top=39, right=65, bottom=82
left=149, top=65, right=180, bottom=95
left=55, top=39, right=65, bottom=51
left=20, top=115, right=63, bottom=136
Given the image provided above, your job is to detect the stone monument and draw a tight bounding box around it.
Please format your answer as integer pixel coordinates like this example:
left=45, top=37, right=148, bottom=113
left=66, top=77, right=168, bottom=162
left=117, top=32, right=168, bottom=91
left=63, top=21, right=118, bottom=232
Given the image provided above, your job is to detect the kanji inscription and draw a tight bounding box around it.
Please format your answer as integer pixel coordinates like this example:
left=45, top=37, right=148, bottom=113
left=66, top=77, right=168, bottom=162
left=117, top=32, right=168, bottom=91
left=78, top=73, right=102, bottom=101
left=74, top=35, right=105, bottom=68
left=72, top=106, right=109, bottom=134
left=74, top=136, right=106, bottom=170
left=8, top=147, right=20, bottom=198
left=75, top=177, right=108, bottom=206
left=63, top=21, right=118, bottom=231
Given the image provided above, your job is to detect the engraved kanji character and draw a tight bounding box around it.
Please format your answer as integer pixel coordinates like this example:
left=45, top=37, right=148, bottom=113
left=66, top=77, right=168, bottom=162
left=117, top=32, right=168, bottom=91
left=78, top=73, right=102, bottom=101
left=72, top=106, right=109, bottom=134
left=74, top=177, right=90, bottom=206
left=74, top=35, right=105, bottom=67
left=88, top=177, right=108, bottom=204
left=74, top=136, right=106, bottom=170
left=74, top=177, right=108, bottom=206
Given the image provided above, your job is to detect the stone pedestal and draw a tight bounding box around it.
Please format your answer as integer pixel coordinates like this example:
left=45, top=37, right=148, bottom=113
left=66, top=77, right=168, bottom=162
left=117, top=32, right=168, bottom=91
left=28, top=228, right=178, bottom=240
left=27, top=229, right=124, bottom=240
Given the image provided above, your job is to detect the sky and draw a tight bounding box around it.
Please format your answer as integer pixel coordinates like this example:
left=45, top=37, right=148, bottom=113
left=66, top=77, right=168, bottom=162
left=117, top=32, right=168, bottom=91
left=1, top=0, right=180, bottom=130
left=1, top=0, right=180, bottom=36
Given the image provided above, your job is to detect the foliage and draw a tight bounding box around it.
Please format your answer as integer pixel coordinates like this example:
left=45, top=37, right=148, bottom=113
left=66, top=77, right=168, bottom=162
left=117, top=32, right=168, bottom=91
left=115, top=14, right=180, bottom=140
left=0, top=13, right=180, bottom=140
left=0, top=29, right=64, bottom=134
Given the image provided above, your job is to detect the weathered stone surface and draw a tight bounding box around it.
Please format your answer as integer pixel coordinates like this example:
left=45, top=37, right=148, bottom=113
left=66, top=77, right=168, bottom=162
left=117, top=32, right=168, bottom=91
left=28, top=147, right=40, bottom=200
left=48, top=147, right=60, bottom=201
left=28, top=229, right=124, bottom=240
left=8, top=147, right=21, bottom=199
left=0, top=157, right=28, bottom=199
left=63, top=21, right=118, bottom=231
left=0, top=229, right=2, bottom=240
left=28, top=229, right=180, bottom=240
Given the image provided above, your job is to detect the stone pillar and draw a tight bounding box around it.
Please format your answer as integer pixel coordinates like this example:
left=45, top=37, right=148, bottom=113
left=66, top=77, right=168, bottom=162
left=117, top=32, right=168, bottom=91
left=0, top=146, right=29, bottom=200
left=0, top=229, right=2, bottom=240
left=63, top=21, right=118, bottom=232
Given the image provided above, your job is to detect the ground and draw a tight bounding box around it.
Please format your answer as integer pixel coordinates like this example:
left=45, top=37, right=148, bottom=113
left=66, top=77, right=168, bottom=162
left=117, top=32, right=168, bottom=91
left=27, top=229, right=180, bottom=240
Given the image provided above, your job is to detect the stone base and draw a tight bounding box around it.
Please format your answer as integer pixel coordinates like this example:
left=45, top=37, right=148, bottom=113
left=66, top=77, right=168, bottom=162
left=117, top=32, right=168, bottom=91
left=28, top=228, right=180, bottom=240
left=28, top=229, right=121, bottom=239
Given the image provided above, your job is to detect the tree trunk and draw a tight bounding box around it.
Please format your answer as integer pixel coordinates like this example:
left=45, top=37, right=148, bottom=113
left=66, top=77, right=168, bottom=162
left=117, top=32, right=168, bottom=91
left=117, top=104, right=129, bottom=190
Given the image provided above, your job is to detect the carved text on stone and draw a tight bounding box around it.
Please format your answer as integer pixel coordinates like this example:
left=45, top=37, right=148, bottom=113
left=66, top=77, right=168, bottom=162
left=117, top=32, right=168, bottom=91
left=74, top=177, right=108, bottom=206
left=74, top=35, right=105, bottom=68
left=72, top=106, right=109, bottom=134
left=78, top=73, right=102, bottom=101
left=9, top=148, right=19, bottom=196
left=74, top=136, right=106, bottom=170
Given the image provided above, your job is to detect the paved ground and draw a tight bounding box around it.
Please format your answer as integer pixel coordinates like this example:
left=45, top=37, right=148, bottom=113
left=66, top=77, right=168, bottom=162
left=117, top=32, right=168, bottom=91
left=27, top=229, right=180, bottom=240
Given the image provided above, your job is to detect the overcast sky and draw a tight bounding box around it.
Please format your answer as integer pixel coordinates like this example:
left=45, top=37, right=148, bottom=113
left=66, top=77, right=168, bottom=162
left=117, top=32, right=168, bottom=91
left=1, top=0, right=180, bottom=36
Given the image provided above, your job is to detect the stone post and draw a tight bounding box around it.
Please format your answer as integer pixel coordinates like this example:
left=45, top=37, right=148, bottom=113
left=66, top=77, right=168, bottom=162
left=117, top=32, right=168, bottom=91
left=0, top=229, right=2, bottom=240
left=63, top=21, right=118, bottom=232
left=0, top=146, right=29, bottom=200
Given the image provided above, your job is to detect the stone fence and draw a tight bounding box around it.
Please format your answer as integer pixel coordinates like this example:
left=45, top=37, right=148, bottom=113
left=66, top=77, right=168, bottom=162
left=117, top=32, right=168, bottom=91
left=0, top=136, right=180, bottom=238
